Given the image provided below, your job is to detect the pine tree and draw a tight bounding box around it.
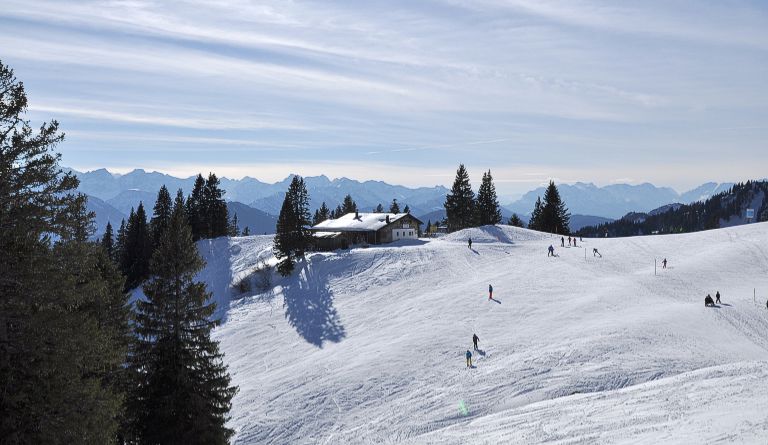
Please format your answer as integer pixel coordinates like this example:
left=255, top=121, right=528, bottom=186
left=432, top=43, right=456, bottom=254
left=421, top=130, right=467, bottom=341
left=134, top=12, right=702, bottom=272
left=273, top=176, right=312, bottom=276
left=150, top=185, right=173, bottom=251
left=539, top=181, right=570, bottom=234
left=341, top=194, right=357, bottom=214
left=186, top=174, right=206, bottom=240
left=403, top=204, right=410, bottom=214
left=228, top=213, right=240, bottom=236
left=101, top=221, right=115, bottom=258
left=475, top=170, right=502, bottom=226
left=122, top=202, right=152, bottom=290
left=204, top=173, right=229, bottom=238
left=444, top=164, right=476, bottom=232
left=508, top=213, right=524, bottom=228
left=375, top=203, right=384, bottom=213
left=128, top=197, right=237, bottom=444
left=0, top=59, right=130, bottom=443
left=242, top=226, right=250, bottom=236
left=334, top=204, right=343, bottom=218
left=528, top=196, right=543, bottom=231
left=390, top=199, right=400, bottom=214
left=426, top=220, right=432, bottom=235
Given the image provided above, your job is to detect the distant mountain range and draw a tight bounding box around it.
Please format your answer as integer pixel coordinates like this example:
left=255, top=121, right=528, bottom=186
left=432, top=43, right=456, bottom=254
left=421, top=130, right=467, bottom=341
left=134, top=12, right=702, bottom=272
left=505, top=181, right=735, bottom=219
left=69, top=167, right=739, bottom=236
left=576, top=180, right=768, bottom=237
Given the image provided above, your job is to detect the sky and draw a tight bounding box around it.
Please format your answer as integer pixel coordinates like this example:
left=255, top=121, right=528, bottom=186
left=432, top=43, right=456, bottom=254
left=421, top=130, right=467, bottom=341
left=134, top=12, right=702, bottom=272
left=1, top=0, right=766, bottom=199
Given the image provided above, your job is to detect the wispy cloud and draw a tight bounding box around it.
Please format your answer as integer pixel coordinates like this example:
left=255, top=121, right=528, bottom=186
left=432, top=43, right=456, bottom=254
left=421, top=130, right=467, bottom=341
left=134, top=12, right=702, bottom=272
left=2, top=0, right=766, bottom=196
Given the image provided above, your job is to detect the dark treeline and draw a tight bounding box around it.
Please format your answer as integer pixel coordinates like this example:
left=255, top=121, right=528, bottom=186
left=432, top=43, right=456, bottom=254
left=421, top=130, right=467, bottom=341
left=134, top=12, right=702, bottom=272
left=111, top=174, right=238, bottom=291
left=577, top=180, right=768, bottom=238
left=0, top=60, right=235, bottom=444
left=442, top=164, right=565, bottom=234
left=444, top=164, right=503, bottom=231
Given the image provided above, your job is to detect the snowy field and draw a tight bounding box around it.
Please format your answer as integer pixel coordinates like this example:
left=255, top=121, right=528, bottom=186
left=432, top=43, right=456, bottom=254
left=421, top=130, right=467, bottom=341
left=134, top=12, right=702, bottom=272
left=199, top=224, right=768, bottom=444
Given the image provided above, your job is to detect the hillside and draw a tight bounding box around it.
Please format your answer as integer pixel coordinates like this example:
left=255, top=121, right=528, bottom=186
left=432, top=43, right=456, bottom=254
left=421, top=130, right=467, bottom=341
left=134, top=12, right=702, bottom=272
left=578, top=181, right=768, bottom=237
left=197, top=223, right=768, bottom=444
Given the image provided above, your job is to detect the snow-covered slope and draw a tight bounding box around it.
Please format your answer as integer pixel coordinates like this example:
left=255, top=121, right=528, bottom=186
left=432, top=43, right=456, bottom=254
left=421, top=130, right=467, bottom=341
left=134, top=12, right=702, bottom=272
left=201, top=223, right=768, bottom=444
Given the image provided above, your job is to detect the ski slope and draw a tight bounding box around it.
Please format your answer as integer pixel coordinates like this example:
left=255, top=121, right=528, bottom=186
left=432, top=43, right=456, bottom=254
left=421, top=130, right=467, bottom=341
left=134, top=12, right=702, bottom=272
left=203, top=224, right=768, bottom=444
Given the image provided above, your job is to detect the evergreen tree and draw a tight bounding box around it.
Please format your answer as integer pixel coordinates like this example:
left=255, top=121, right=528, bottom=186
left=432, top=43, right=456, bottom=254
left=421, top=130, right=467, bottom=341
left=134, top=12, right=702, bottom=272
left=0, top=59, right=130, bottom=443
left=128, top=198, right=237, bottom=444
left=341, top=194, right=357, bottom=214
left=425, top=220, right=432, bottom=235
left=403, top=204, right=410, bottom=214
left=312, top=202, right=330, bottom=225
left=102, top=220, right=115, bottom=258
left=121, top=203, right=152, bottom=290
left=242, top=226, right=250, bottom=236
left=528, top=197, right=543, bottom=231
left=204, top=173, right=229, bottom=238
left=539, top=180, right=571, bottom=234
left=334, top=204, right=343, bottom=218
left=150, top=185, right=173, bottom=251
left=273, top=176, right=313, bottom=276
left=186, top=174, right=206, bottom=240
left=115, top=218, right=127, bottom=264
left=508, top=213, right=525, bottom=228
left=444, top=164, right=476, bottom=232
left=375, top=203, right=384, bottom=213
left=475, top=170, right=502, bottom=226
left=390, top=198, right=400, bottom=214
left=228, top=213, right=240, bottom=237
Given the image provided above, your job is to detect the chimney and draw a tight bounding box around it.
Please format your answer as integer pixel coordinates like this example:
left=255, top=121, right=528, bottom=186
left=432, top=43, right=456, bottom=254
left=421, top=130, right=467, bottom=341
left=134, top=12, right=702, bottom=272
left=355, top=210, right=359, bottom=219
left=386, top=215, right=390, bottom=224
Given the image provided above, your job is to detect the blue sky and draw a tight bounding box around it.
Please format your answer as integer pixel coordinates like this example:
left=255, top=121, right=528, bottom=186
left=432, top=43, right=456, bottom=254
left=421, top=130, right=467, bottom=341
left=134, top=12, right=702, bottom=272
left=1, top=0, right=766, bottom=199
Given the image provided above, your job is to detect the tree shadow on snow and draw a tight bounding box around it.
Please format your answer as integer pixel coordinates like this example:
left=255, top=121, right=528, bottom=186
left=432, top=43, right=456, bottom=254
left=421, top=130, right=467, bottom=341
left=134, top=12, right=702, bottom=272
left=282, top=260, right=346, bottom=348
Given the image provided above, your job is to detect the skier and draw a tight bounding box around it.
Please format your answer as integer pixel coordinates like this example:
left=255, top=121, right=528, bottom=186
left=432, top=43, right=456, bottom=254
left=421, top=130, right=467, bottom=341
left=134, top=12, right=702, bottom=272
left=662, top=258, right=667, bottom=269
left=572, top=237, right=577, bottom=247
left=593, top=248, right=601, bottom=257
left=568, top=236, right=571, bottom=246
left=466, top=350, right=473, bottom=368
left=488, top=284, right=493, bottom=300
left=473, top=333, right=479, bottom=351
left=705, top=294, right=715, bottom=307
left=561, top=236, right=565, bottom=247
left=715, top=291, right=721, bottom=304
left=548, top=245, right=555, bottom=257
left=468, top=238, right=472, bottom=249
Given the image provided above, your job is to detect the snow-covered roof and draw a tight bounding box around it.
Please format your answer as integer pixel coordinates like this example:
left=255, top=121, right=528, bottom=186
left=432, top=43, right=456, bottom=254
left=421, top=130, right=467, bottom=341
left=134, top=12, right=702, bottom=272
left=312, top=213, right=416, bottom=232
left=313, top=231, right=343, bottom=238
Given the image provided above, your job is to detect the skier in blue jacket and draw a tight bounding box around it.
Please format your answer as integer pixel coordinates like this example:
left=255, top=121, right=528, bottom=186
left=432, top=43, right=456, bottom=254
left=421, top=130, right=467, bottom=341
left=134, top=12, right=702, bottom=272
left=465, top=350, right=472, bottom=367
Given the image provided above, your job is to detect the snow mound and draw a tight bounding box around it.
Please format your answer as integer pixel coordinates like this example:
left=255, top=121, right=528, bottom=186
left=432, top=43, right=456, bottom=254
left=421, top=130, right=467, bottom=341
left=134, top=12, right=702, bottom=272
left=440, top=224, right=549, bottom=244
left=200, top=223, right=768, bottom=444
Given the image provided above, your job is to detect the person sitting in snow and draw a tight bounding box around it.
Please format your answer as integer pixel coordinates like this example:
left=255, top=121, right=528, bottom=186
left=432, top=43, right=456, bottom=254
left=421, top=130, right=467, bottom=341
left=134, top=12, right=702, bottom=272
left=466, top=350, right=473, bottom=368
left=705, top=294, right=715, bottom=307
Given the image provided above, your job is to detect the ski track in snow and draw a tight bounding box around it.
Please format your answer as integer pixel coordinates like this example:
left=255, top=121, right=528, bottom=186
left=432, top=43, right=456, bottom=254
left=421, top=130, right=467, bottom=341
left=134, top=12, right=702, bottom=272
left=201, top=224, right=768, bottom=444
